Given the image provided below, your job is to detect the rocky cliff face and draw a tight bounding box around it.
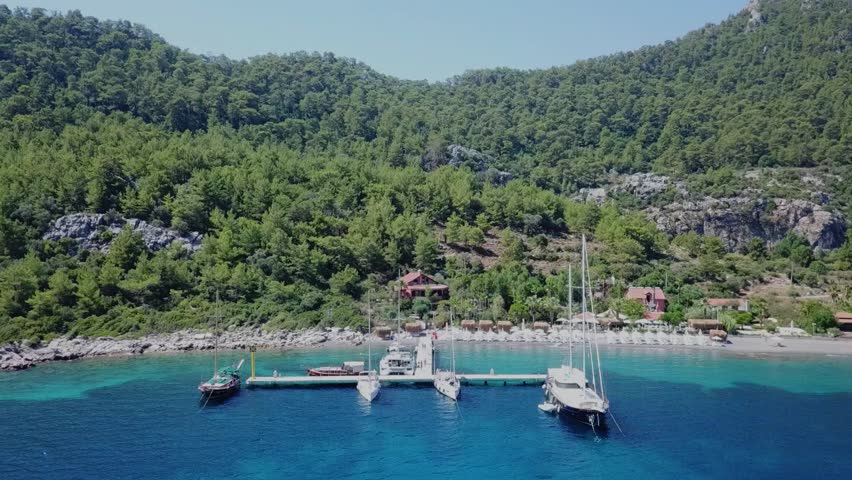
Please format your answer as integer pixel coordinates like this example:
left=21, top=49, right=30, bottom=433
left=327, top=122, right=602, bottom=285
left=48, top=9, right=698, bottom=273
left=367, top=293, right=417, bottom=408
left=43, top=213, right=202, bottom=254
left=646, top=197, right=847, bottom=250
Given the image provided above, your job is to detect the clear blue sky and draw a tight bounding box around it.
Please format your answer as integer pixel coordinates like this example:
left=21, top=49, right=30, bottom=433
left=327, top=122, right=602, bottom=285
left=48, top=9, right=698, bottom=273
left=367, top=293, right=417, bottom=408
left=14, top=0, right=747, bottom=81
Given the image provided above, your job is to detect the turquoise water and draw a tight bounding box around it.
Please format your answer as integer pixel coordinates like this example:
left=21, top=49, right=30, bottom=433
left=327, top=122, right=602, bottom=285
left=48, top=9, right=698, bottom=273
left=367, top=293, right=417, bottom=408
left=1, top=343, right=851, bottom=479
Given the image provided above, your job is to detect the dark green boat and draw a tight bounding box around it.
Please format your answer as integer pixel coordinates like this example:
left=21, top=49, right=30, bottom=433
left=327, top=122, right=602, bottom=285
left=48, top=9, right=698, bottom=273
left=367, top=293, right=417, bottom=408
left=198, top=361, right=243, bottom=398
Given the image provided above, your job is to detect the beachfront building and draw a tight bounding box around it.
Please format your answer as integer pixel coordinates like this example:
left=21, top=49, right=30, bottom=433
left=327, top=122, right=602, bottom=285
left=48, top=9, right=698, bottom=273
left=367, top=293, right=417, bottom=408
left=625, top=287, right=666, bottom=320
left=835, top=312, right=852, bottom=333
left=398, top=270, right=449, bottom=301
left=705, top=298, right=749, bottom=312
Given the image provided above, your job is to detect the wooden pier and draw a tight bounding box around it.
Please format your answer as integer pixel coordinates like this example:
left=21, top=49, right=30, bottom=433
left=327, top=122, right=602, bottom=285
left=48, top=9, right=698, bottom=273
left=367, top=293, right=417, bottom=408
left=246, top=336, right=546, bottom=388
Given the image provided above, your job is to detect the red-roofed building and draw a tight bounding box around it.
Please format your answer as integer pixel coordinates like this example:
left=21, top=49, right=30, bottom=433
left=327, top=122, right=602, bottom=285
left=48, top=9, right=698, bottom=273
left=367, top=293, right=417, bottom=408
left=625, top=287, right=666, bottom=318
left=398, top=271, right=449, bottom=300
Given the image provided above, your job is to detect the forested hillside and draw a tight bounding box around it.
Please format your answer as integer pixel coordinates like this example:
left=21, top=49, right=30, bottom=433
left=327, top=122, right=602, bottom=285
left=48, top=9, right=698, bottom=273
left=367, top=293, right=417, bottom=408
left=0, top=0, right=850, bottom=343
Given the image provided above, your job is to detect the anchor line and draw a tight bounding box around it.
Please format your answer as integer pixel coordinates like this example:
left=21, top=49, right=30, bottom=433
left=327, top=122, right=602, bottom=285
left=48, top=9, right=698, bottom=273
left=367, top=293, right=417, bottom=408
left=608, top=409, right=626, bottom=436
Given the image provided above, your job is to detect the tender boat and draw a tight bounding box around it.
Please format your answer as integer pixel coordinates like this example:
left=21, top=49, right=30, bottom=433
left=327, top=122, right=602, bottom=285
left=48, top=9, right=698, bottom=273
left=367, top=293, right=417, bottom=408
left=357, top=293, right=380, bottom=402
left=379, top=343, right=415, bottom=376
left=307, top=361, right=365, bottom=376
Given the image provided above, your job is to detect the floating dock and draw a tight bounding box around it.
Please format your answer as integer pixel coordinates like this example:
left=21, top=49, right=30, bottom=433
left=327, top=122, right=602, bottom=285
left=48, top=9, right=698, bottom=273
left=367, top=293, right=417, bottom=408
left=246, top=336, right=545, bottom=387
left=247, top=373, right=546, bottom=387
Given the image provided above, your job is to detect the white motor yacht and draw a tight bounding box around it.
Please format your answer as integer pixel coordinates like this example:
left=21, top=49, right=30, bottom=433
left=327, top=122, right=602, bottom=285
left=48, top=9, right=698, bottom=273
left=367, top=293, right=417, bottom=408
left=379, top=343, right=415, bottom=376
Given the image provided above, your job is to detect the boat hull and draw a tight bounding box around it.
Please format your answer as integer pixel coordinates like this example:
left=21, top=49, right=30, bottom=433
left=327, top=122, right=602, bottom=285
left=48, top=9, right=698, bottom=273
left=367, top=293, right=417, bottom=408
left=199, top=378, right=240, bottom=399
left=307, top=368, right=359, bottom=376
left=552, top=403, right=607, bottom=428
left=434, top=380, right=460, bottom=401
left=357, top=381, right=380, bottom=402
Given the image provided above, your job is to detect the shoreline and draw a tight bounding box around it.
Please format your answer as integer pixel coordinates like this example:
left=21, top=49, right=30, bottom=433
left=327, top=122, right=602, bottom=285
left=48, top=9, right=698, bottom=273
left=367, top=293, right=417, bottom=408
left=0, top=327, right=367, bottom=371
left=3, top=328, right=852, bottom=371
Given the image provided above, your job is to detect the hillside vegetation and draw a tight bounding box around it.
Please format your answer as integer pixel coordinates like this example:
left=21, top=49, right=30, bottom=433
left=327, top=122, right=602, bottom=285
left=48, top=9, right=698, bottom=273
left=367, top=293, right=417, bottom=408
left=0, top=1, right=850, bottom=343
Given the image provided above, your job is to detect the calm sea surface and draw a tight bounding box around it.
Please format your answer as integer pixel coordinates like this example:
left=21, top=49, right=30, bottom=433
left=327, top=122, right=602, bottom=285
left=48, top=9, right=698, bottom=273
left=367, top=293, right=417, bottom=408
left=1, top=343, right=851, bottom=479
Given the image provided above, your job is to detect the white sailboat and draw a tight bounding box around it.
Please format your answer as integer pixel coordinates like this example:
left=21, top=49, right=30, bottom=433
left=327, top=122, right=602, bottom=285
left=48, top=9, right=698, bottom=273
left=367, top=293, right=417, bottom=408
left=542, top=235, right=609, bottom=428
left=434, top=308, right=461, bottom=400
left=357, top=293, right=380, bottom=402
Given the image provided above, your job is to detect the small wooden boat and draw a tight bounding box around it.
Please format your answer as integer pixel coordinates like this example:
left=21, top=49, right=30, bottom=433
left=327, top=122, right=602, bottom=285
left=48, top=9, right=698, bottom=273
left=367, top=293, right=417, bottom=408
left=199, top=360, right=243, bottom=398
left=198, top=291, right=243, bottom=400
left=307, top=361, right=365, bottom=376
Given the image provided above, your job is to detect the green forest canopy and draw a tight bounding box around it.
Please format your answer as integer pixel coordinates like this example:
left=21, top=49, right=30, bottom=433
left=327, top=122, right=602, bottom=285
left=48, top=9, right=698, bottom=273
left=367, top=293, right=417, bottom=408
left=0, top=0, right=850, bottom=342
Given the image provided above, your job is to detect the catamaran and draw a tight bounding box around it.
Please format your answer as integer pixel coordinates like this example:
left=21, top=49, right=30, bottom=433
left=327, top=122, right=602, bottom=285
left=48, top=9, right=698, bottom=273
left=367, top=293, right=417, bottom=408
left=434, top=308, right=461, bottom=400
left=541, top=235, right=609, bottom=428
left=357, top=294, right=381, bottom=402
left=379, top=343, right=415, bottom=375
left=199, top=292, right=244, bottom=399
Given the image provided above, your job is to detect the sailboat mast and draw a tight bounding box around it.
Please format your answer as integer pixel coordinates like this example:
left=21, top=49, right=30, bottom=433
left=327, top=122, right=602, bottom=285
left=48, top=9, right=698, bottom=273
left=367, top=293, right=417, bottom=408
left=580, top=239, right=587, bottom=378
left=568, top=264, right=573, bottom=369
left=450, top=307, right=456, bottom=373
left=582, top=236, right=598, bottom=394
left=213, top=290, right=220, bottom=376
left=367, top=292, right=372, bottom=371
left=585, top=241, right=606, bottom=401
left=397, top=270, right=402, bottom=334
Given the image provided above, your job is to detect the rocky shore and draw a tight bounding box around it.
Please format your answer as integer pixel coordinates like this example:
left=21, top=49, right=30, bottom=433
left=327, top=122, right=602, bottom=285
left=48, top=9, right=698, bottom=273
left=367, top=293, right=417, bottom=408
left=0, top=327, right=367, bottom=371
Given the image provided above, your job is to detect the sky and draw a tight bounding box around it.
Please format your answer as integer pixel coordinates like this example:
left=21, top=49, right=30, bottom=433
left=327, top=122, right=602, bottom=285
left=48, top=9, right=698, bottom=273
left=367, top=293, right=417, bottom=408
left=13, top=0, right=748, bottom=81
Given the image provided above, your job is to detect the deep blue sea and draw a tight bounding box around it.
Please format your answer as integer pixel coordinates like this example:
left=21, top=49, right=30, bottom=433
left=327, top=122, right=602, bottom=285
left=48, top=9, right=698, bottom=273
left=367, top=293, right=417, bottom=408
left=1, top=343, right=851, bottom=480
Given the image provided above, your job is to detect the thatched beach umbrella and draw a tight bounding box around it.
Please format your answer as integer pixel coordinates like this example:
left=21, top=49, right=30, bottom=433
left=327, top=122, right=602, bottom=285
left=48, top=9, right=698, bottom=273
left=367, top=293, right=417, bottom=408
left=374, top=326, right=392, bottom=339
left=533, top=321, right=550, bottom=332
left=496, top=320, right=513, bottom=332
